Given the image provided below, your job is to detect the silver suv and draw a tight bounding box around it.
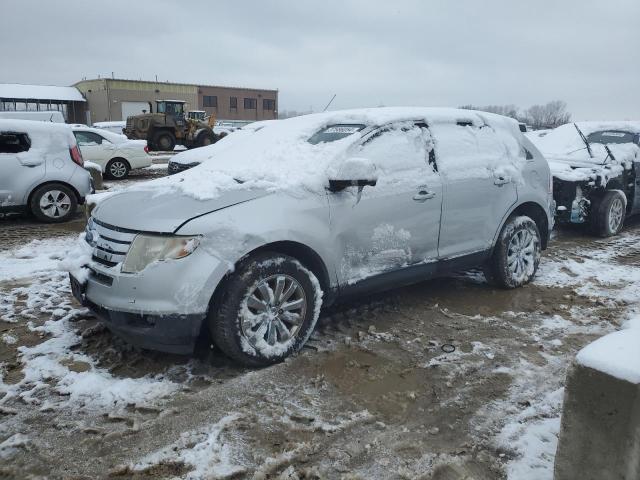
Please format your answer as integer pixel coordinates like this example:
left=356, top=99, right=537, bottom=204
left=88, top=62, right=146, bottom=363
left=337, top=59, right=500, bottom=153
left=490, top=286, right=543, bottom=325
left=0, top=119, right=93, bottom=222
left=69, top=108, right=553, bottom=366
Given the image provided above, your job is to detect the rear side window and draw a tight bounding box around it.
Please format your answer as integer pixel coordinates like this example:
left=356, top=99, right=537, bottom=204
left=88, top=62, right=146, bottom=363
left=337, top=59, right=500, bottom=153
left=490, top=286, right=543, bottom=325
left=587, top=130, right=636, bottom=145
left=74, top=131, right=104, bottom=146
left=0, top=132, right=31, bottom=153
left=308, top=124, right=366, bottom=145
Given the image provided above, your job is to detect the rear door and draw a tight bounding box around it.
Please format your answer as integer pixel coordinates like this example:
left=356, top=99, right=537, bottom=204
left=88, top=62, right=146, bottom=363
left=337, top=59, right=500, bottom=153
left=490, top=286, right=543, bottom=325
left=328, top=122, right=443, bottom=285
left=0, top=131, right=45, bottom=208
left=432, top=122, right=518, bottom=258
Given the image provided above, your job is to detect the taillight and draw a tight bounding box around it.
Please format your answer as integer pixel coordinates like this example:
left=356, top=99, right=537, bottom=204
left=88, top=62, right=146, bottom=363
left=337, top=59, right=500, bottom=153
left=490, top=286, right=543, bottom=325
left=70, top=145, right=84, bottom=167
left=144, top=145, right=149, bottom=154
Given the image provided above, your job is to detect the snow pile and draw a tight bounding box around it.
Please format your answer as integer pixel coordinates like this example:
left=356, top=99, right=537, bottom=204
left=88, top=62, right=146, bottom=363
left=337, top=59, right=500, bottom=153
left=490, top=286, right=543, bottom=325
left=576, top=314, right=640, bottom=384
left=110, top=107, right=526, bottom=201
left=0, top=237, right=179, bottom=411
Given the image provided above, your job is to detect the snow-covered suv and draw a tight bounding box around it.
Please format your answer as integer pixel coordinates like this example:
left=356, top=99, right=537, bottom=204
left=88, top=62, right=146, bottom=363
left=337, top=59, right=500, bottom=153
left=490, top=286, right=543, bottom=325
left=68, top=108, right=553, bottom=366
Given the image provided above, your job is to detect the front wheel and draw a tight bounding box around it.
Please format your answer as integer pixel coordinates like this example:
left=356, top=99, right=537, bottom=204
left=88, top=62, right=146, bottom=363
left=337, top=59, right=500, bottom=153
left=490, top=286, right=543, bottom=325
left=590, top=190, right=626, bottom=237
left=484, top=215, right=541, bottom=289
left=210, top=253, right=322, bottom=366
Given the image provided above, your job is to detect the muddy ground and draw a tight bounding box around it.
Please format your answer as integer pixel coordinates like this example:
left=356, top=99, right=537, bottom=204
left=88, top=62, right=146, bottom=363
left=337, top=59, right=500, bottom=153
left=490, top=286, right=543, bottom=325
left=0, top=168, right=637, bottom=479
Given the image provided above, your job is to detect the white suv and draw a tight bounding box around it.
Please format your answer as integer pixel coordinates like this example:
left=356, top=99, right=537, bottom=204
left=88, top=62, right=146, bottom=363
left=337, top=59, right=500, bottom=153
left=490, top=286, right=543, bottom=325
left=69, top=108, right=553, bottom=365
left=0, top=119, right=92, bottom=222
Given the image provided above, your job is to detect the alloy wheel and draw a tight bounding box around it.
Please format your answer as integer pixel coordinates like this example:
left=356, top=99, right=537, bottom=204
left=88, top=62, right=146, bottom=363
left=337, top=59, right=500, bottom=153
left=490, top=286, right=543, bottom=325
left=608, top=197, right=624, bottom=233
left=240, top=274, right=307, bottom=348
left=506, top=228, right=538, bottom=282
left=109, top=161, right=127, bottom=178
left=39, top=190, right=71, bottom=219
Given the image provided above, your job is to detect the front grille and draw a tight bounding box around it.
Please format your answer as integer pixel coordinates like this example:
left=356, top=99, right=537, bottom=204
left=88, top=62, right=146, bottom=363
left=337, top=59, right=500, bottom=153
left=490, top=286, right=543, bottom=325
left=168, top=161, right=199, bottom=175
left=86, top=219, right=137, bottom=268
left=125, top=117, right=134, bottom=131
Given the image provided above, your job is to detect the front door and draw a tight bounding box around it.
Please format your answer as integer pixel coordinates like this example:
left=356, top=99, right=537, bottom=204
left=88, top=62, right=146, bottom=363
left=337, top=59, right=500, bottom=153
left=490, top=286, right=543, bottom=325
left=328, top=122, right=443, bottom=286
left=74, top=131, right=110, bottom=168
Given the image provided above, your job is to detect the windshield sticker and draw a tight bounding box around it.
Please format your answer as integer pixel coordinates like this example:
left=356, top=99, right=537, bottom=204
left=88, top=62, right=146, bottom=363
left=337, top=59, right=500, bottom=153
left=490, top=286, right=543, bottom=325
left=324, top=126, right=361, bottom=134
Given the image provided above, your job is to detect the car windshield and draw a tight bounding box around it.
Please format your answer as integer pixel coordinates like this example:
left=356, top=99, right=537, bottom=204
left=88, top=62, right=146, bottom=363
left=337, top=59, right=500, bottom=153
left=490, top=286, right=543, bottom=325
left=587, top=130, right=637, bottom=145
left=308, top=124, right=366, bottom=145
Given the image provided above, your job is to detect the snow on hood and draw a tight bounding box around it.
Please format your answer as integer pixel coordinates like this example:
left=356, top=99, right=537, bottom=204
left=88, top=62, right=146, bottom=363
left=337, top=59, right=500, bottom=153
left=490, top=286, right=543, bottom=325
left=125, top=107, right=524, bottom=201
left=92, top=187, right=270, bottom=232
left=528, top=121, right=640, bottom=182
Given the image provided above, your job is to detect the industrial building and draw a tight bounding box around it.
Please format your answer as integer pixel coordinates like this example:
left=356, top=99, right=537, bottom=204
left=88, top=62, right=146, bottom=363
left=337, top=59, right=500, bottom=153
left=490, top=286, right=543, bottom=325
left=0, top=79, right=278, bottom=125
left=0, top=83, right=87, bottom=123
left=73, top=78, right=278, bottom=124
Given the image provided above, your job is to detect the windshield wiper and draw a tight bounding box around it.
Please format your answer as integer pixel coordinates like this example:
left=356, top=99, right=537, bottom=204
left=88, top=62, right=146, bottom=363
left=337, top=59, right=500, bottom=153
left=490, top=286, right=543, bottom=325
left=574, top=123, right=593, bottom=159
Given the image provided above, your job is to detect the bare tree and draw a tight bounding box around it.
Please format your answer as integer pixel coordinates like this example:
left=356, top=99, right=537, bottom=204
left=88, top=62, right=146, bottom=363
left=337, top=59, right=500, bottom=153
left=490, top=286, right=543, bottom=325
left=459, top=104, right=519, bottom=120
left=523, top=100, right=571, bottom=129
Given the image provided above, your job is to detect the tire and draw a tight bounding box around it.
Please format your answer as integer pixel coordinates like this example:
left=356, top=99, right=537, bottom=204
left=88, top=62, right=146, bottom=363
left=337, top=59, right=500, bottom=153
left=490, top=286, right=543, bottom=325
left=484, top=215, right=541, bottom=289
left=105, top=158, right=130, bottom=179
left=196, top=130, right=215, bottom=148
left=210, top=252, right=322, bottom=367
left=152, top=131, right=176, bottom=151
left=590, top=190, right=626, bottom=237
left=30, top=183, right=78, bottom=223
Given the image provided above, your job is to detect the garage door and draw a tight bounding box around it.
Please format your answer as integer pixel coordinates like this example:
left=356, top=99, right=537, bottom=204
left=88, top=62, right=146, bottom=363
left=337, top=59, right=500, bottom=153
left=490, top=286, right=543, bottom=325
left=121, top=101, right=151, bottom=120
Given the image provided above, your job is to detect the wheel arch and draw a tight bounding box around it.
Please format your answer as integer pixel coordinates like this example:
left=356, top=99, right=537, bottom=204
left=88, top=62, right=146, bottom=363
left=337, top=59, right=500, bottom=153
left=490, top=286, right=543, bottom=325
left=198, top=240, right=333, bottom=349
left=27, top=180, right=82, bottom=207
left=107, top=157, right=131, bottom=169
left=495, top=201, right=550, bottom=251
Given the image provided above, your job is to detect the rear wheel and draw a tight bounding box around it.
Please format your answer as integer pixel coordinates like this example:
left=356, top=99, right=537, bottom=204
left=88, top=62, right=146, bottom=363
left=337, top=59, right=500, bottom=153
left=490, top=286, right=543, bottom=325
left=210, top=253, right=322, bottom=366
left=152, top=131, right=176, bottom=151
left=196, top=130, right=215, bottom=147
left=105, top=158, right=130, bottom=179
left=590, top=190, right=626, bottom=237
left=484, top=215, right=541, bottom=289
left=30, top=183, right=77, bottom=223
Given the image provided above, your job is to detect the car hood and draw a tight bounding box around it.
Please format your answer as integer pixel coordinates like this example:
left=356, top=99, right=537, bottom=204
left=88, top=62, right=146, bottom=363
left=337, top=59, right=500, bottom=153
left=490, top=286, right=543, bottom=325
left=92, top=187, right=269, bottom=233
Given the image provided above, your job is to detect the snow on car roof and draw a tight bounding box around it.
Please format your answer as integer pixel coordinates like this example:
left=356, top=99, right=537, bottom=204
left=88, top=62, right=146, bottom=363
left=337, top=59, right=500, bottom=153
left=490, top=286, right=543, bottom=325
left=0, top=83, right=85, bottom=102
left=129, top=107, right=524, bottom=200
left=0, top=119, right=75, bottom=151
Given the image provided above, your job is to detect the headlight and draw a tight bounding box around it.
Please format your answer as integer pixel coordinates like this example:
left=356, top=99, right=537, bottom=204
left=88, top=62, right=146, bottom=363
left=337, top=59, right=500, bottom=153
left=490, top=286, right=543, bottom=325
left=121, top=234, right=200, bottom=273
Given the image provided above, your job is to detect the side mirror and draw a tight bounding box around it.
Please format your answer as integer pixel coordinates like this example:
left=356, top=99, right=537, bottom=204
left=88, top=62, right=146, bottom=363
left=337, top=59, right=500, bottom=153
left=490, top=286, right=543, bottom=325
left=328, top=157, right=378, bottom=192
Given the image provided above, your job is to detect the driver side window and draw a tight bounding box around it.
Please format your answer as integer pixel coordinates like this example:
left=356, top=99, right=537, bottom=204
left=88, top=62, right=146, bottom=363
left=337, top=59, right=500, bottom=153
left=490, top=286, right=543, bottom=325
left=356, top=123, right=435, bottom=178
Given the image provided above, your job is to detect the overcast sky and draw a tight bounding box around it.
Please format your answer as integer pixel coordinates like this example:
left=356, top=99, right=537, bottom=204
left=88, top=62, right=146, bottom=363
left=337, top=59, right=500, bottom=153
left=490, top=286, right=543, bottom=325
left=2, top=0, right=638, bottom=120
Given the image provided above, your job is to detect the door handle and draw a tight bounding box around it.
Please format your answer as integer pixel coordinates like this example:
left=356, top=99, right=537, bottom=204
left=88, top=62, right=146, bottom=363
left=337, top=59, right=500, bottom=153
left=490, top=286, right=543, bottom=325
left=494, top=176, right=510, bottom=186
left=413, top=189, right=436, bottom=202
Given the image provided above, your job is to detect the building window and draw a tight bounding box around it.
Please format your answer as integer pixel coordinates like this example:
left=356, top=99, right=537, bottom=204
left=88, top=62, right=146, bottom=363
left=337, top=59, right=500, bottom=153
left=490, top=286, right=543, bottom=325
left=263, top=99, right=276, bottom=110
left=230, top=96, right=237, bottom=109
left=244, top=98, right=257, bottom=109
left=203, top=95, right=217, bottom=108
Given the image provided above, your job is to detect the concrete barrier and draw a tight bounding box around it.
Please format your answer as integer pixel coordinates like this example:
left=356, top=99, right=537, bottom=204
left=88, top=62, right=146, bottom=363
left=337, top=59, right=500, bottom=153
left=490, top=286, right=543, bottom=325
left=554, top=329, right=640, bottom=480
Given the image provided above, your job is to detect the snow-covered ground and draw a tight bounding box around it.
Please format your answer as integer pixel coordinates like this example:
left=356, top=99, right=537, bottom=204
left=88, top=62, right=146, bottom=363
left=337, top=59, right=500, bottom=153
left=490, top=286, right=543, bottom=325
left=1, top=200, right=638, bottom=478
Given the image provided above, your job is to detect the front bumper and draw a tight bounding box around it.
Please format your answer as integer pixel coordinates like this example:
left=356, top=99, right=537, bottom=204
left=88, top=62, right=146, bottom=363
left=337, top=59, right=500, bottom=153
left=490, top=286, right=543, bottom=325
left=72, top=229, right=230, bottom=354
left=168, top=161, right=199, bottom=175
left=71, top=273, right=203, bottom=354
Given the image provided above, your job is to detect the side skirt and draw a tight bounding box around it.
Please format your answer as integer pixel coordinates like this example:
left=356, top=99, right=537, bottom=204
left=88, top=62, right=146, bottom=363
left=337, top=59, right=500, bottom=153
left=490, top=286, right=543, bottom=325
left=335, top=249, right=492, bottom=302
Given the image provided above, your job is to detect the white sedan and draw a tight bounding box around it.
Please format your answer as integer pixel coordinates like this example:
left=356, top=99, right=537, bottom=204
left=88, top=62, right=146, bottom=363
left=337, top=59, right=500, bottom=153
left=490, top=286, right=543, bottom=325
left=72, top=127, right=152, bottom=179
